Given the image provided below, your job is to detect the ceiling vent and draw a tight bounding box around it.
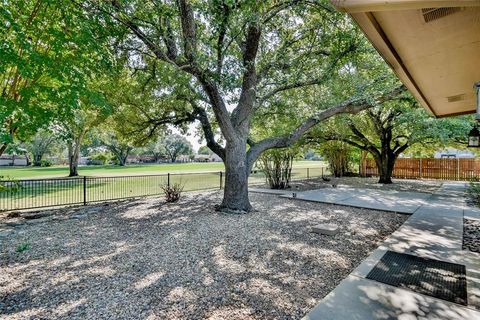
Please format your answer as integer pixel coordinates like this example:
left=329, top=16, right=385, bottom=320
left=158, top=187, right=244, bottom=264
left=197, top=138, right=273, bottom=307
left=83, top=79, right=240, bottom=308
left=447, top=94, right=465, bottom=103
left=422, top=7, right=461, bottom=23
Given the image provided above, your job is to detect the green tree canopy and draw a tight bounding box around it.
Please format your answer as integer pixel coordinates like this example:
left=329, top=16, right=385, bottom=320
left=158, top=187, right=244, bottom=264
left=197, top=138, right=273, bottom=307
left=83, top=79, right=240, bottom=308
left=0, top=0, right=115, bottom=155
left=81, top=0, right=406, bottom=212
left=309, top=97, right=474, bottom=183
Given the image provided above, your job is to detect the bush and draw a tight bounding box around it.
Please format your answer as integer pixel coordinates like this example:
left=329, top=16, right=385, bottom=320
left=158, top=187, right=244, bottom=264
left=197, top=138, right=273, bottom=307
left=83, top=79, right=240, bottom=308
left=90, top=152, right=113, bottom=165
left=161, top=181, right=184, bottom=203
left=40, top=159, right=52, bottom=167
left=16, top=243, right=30, bottom=253
left=318, top=141, right=354, bottom=177
left=0, top=176, right=20, bottom=193
left=258, top=149, right=296, bottom=189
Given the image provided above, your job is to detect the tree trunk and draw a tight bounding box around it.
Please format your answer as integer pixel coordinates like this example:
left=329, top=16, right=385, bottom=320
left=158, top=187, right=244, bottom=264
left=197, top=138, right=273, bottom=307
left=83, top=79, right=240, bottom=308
left=119, top=154, right=127, bottom=166
left=33, top=154, right=42, bottom=166
left=359, top=151, right=368, bottom=177
left=218, top=142, right=252, bottom=213
left=0, top=143, right=7, bottom=157
left=68, top=142, right=80, bottom=177
left=377, top=153, right=395, bottom=184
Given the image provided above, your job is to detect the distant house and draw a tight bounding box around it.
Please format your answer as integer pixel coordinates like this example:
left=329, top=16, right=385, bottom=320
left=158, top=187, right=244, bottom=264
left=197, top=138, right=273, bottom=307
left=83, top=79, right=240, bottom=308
left=0, top=154, right=28, bottom=166
left=434, top=148, right=475, bottom=159
left=194, top=154, right=222, bottom=162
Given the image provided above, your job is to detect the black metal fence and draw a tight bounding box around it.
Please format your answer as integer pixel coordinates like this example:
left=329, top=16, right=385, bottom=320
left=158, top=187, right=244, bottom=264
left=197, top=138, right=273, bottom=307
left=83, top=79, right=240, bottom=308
left=0, top=167, right=328, bottom=211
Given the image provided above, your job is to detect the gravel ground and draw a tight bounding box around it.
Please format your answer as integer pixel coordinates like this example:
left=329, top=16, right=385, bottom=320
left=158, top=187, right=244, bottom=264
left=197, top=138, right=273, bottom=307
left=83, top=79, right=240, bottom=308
left=463, top=218, right=480, bottom=253
left=1, top=191, right=407, bottom=319
left=260, top=177, right=443, bottom=193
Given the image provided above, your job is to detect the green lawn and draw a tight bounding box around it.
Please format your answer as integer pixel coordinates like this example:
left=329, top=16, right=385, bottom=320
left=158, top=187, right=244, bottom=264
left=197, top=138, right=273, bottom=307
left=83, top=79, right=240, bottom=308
left=0, top=160, right=326, bottom=179
left=0, top=161, right=328, bottom=210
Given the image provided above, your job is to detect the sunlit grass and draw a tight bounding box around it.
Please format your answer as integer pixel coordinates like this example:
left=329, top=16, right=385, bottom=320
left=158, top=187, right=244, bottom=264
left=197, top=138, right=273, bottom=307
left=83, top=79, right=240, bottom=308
left=1, top=160, right=326, bottom=179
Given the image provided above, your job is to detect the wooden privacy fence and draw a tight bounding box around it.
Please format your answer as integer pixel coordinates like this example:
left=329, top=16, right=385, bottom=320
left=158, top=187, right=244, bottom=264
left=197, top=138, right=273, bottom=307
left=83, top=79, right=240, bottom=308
left=362, top=158, right=480, bottom=181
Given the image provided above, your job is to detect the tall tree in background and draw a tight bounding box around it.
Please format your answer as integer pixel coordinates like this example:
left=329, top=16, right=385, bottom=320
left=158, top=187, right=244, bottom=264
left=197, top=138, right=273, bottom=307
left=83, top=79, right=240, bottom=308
left=0, top=0, right=113, bottom=155
left=58, top=90, right=111, bottom=176
left=84, top=0, right=405, bottom=212
left=101, top=132, right=134, bottom=166
left=141, top=138, right=167, bottom=163
left=198, top=146, right=213, bottom=155
left=26, top=129, right=57, bottom=166
left=161, top=134, right=193, bottom=163
left=311, top=99, right=472, bottom=183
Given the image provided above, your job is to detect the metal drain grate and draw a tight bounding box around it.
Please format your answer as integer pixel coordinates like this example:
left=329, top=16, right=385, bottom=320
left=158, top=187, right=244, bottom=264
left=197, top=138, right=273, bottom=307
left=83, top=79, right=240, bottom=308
left=366, top=251, right=467, bottom=305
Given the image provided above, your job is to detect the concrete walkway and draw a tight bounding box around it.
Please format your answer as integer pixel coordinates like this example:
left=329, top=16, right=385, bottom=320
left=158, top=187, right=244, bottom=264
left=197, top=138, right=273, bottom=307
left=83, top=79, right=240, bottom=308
left=249, top=187, right=297, bottom=196
left=280, top=186, right=431, bottom=214
left=302, top=182, right=480, bottom=320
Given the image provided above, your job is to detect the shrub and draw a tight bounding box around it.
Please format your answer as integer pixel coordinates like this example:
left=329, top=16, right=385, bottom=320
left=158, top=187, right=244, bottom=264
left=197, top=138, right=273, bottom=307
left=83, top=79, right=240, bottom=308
left=318, top=141, right=354, bottom=177
left=258, top=149, right=296, bottom=189
left=40, top=159, right=52, bottom=167
left=90, top=152, right=113, bottom=165
left=161, top=181, right=184, bottom=203
left=0, top=176, right=20, bottom=193
left=16, top=243, right=30, bottom=253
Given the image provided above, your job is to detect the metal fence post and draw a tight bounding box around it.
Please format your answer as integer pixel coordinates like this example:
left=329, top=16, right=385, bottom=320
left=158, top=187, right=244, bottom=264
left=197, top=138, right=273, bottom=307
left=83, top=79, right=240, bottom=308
left=83, top=176, right=87, bottom=205
left=220, top=171, right=223, bottom=189
left=167, top=173, right=170, bottom=187
left=321, top=167, right=324, bottom=177
left=307, top=168, right=310, bottom=179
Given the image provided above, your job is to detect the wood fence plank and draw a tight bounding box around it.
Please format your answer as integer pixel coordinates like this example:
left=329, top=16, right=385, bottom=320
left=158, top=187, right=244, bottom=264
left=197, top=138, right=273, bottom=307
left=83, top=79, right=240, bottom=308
left=362, top=158, right=479, bottom=181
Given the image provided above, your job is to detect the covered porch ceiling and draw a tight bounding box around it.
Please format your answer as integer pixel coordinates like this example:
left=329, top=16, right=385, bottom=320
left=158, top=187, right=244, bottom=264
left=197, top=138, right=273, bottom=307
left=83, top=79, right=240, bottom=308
left=332, top=0, right=480, bottom=117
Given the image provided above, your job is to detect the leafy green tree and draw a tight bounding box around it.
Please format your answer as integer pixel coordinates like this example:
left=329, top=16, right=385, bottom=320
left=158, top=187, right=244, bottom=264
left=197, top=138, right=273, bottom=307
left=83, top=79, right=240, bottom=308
left=312, top=99, right=473, bottom=183
left=161, top=134, right=193, bottom=163
left=25, top=129, right=57, bottom=166
left=58, top=92, right=111, bottom=176
left=198, top=146, right=213, bottom=155
left=83, top=0, right=405, bottom=212
left=141, top=138, right=167, bottom=163
left=101, top=131, right=134, bottom=166
left=0, top=0, right=113, bottom=155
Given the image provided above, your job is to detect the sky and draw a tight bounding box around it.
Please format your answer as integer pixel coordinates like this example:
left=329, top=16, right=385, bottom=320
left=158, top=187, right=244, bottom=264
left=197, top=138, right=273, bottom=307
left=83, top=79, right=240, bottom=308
left=170, top=123, right=204, bottom=153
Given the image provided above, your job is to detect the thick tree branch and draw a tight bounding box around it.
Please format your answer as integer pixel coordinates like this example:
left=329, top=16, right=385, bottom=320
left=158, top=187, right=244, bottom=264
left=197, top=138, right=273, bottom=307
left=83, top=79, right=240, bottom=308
left=246, top=85, right=406, bottom=170
left=177, top=0, right=197, bottom=62
left=191, top=104, right=226, bottom=160
left=232, top=23, right=262, bottom=131
left=257, top=41, right=356, bottom=106
left=320, top=136, right=381, bottom=158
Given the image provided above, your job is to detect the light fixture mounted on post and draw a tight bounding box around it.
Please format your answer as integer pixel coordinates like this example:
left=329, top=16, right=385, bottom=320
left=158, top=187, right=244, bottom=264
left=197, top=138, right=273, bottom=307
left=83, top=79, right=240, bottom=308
left=468, top=82, right=480, bottom=148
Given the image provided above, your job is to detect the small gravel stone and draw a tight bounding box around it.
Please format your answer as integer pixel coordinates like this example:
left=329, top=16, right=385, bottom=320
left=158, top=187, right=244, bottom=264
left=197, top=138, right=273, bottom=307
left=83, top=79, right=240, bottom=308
left=0, top=188, right=409, bottom=319
left=257, top=176, right=442, bottom=194
left=463, top=218, right=480, bottom=253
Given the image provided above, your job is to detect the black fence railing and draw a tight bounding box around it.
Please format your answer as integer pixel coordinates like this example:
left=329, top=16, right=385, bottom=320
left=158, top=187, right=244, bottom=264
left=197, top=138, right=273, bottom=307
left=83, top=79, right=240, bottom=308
left=0, top=167, right=328, bottom=211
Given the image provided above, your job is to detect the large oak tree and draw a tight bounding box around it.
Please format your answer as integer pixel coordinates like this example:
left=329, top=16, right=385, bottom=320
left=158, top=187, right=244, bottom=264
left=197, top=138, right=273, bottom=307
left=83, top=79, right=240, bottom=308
left=82, top=0, right=404, bottom=212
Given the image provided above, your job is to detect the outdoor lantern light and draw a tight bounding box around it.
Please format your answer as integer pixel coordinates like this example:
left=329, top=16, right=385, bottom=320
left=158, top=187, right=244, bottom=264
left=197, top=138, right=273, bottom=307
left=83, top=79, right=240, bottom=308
left=468, top=125, right=480, bottom=147
left=468, top=82, right=480, bottom=148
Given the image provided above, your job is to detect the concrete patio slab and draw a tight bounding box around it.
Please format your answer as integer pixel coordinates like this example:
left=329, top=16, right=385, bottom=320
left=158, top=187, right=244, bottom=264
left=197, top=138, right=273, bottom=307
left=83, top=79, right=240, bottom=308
left=282, top=187, right=430, bottom=214
left=303, top=182, right=480, bottom=319
left=465, top=207, right=480, bottom=221
left=283, top=187, right=359, bottom=202
left=303, top=275, right=480, bottom=320
left=248, top=187, right=300, bottom=195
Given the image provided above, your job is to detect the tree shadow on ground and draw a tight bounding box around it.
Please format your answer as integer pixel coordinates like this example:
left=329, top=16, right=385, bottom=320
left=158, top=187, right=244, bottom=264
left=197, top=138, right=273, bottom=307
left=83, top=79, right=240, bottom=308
left=0, top=191, right=407, bottom=319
